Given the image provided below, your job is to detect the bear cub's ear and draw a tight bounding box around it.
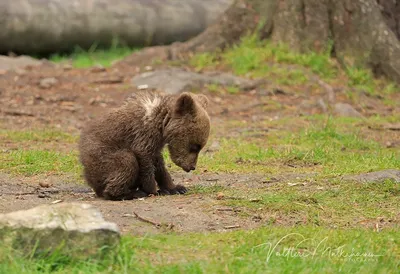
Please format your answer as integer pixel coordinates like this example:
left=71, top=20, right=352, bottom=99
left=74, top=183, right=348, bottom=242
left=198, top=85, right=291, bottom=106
left=195, top=94, right=208, bottom=109
left=175, top=92, right=196, bottom=116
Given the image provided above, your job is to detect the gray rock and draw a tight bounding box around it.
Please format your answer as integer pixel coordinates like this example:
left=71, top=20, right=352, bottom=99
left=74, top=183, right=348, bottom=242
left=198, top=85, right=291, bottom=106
left=317, top=98, right=328, bottom=113
left=39, top=77, right=58, bottom=89
left=345, top=169, right=400, bottom=183
left=334, top=103, right=364, bottom=118
left=0, top=55, right=42, bottom=71
left=131, top=68, right=257, bottom=94
left=205, top=140, right=221, bottom=153
left=0, top=203, right=120, bottom=259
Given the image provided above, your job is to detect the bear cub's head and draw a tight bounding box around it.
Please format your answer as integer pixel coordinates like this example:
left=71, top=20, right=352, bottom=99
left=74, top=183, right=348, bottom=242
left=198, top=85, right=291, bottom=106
left=165, top=92, right=210, bottom=172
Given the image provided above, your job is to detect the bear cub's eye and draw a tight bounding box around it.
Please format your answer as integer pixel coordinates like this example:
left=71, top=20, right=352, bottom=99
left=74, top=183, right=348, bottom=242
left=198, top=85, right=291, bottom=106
left=190, top=144, right=202, bottom=153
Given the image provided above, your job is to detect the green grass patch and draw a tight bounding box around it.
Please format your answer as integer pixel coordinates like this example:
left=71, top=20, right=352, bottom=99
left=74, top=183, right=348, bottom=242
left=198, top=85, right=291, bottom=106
left=0, top=129, right=77, bottom=143
left=163, top=115, right=398, bottom=176
left=205, top=83, right=240, bottom=95
left=192, top=121, right=398, bottom=175
left=226, top=86, right=240, bottom=94
left=49, top=40, right=140, bottom=68
left=190, top=34, right=337, bottom=80
left=1, top=226, right=399, bottom=273
left=190, top=34, right=399, bottom=96
left=280, top=119, right=398, bottom=175
left=222, top=36, right=337, bottom=79
left=222, top=179, right=399, bottom=227
left=189, top=52, right=219, bottom=71
left=0, top=149, right=81, bottom=176
left=1, top=116, right=397, bottom=178
left=0, top=129, right=80, bottom=176
left=345, top=67, right=399, bottom=96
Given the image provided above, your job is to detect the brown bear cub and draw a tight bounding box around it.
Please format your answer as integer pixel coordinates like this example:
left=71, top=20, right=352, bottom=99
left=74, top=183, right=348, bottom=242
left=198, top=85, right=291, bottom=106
left=78, top=92, right=210, bottom=200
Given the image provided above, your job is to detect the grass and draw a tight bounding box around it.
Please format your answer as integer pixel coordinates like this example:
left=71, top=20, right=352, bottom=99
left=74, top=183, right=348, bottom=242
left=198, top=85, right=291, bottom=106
left=0, top=129, right=77, bottom=143
left=0, top=129, right=80, bottom=176
left=190, top=35, right=399, bottom=97
left=1, top=226, right=399, bottom=273
left=193, top=137, right=397, bottom=176
left=222, top=37, right=336, bottom=79
left=220, top=179, right=400, bottom=227
left=0, top=149, right=81, bottom=176
left=186, top=116, right=398, bottom=176
left=205, top=84, right=240, bottom=95
left=1, top=116, right=398, bottom=178
left=49, top=40, right=140, bottom=68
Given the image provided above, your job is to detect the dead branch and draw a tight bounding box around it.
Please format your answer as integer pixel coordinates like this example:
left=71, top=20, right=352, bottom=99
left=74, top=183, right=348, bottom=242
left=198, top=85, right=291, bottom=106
left=132, top=212, right=161, bottom=228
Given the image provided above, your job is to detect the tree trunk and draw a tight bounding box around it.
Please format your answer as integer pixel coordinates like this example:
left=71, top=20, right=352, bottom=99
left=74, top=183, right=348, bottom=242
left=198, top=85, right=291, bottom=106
left=125, top=0, right=400, bottom=84
left=0, top=0, right=232, bottom=55
left=378, top=0, right=400, bottom=40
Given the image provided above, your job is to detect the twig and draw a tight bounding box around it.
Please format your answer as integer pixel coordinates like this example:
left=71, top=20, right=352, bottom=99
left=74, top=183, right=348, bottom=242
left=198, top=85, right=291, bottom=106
left=2, top=110, right=34, bottom=117
left=236, top=102, right=268, bottom=113
left=224, top=225, right=241, bottom=229
left=216, top=208, right=234, bottom=212
left=224, top=196, right=246, bottom=201
left=92, top=76, right=123, bottom=84
left=132, top=212, right=161, bottom=228
left=239, top=79, right=267, bottom=91
left=3, top=191, right=36, bottom=196
left=293, top=202, right=311, bottom=207
left=384, top=123, right=400, bottom=131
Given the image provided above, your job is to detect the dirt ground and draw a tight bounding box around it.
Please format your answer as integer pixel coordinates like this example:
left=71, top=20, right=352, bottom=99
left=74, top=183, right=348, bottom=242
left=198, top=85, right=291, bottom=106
left=0, top=58, right=399, bottom=235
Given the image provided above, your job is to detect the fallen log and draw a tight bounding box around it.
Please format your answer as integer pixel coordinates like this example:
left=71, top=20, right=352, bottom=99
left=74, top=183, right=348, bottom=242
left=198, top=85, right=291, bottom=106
left=0, top=0, right=233, bottom=55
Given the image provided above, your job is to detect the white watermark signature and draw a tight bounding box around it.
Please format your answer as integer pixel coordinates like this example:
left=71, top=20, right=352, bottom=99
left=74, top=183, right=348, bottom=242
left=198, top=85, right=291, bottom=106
left=252, top=233, right=383, bottom=263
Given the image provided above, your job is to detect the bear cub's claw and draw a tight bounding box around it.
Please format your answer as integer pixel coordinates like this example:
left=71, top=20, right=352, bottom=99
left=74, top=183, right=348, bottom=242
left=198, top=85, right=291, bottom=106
left=174, top=184, right=188, bottom=194
left=157, top=189, right=171, bottom=195
left=158, top=185, right=188, bottom=195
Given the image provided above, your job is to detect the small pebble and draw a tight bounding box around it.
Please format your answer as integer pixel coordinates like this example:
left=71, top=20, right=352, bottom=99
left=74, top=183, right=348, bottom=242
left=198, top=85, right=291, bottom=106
left=90, top=64, right=106, bottom=73
left=39, top=181, right=50, bottom=188
left=39, top=77, right=58, bottom=89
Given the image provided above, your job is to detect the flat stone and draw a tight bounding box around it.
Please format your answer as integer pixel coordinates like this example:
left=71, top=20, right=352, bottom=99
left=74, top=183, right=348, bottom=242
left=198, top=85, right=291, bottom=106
left=345, top=169, right=400, bottom=183
left=0, top=55, right=42, bottom=70
left=334, top=103, right=364, bottom=118
left=0, top=202, right=120, bottom=259
left=131, top=68, right=257, bottom=94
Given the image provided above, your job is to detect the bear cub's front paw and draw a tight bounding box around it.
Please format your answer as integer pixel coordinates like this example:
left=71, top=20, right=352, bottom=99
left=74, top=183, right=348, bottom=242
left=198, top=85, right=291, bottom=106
left=171, top=184, right=188, bottom=194
left=158, top=184, right=188, bottom=195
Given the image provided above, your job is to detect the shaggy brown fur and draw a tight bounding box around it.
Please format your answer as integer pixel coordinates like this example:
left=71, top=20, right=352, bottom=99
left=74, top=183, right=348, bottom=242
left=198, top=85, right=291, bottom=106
left=78, top=92, right=210, bottom=200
